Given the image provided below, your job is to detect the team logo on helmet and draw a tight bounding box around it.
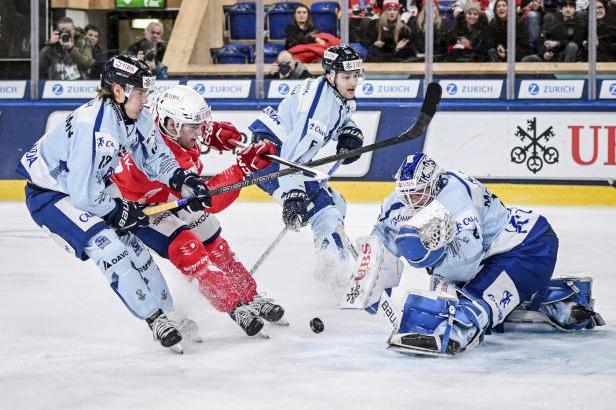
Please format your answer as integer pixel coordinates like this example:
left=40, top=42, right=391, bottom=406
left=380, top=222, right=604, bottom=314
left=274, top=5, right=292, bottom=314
left=324, top=50, right=338, bottom=61
left=342, top=59, right=363, bottom=71
left=142, top=76, right=156, bottom=89
left=113, top=59, right=138, bottom=74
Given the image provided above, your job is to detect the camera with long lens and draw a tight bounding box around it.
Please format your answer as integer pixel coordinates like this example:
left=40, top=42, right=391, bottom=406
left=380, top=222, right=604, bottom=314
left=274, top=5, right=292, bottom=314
left=278, top=62, right=292, bottom=76
left=59, top=30, right=71, bottom=44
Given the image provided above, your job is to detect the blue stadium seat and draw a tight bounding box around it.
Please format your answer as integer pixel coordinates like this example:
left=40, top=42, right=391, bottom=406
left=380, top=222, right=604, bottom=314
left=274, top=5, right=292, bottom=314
left=264, top=43, right=285, bottom=63
left=310, top=2, right=339, bottom=36
left=348, top=42, right=368, bottom=59
left=267, top=2, right=302, bottom=40
left=228, top=2, right=256, bottom=40
left=216, top=44, right=254, bottom=64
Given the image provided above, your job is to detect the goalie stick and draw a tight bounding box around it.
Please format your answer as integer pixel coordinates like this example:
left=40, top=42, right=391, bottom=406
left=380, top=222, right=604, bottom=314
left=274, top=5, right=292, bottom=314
left=143, top=82, right=442, bottom=216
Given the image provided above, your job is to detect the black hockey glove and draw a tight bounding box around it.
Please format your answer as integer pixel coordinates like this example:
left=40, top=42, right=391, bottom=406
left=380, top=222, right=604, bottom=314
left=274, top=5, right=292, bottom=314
left=104, top=198, right=149, bottom=233
left=336, top=126, right=363, bottom=164
left=169, top=168, right=212, bottom=212
left=281, top=189, right=309, bottom=231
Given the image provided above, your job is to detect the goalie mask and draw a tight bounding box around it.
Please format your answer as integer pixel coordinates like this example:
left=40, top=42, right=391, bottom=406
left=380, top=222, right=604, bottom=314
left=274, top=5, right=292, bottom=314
left=154, top=85, right=213, bottom=147
left=395, top=152, right=443, bottom=210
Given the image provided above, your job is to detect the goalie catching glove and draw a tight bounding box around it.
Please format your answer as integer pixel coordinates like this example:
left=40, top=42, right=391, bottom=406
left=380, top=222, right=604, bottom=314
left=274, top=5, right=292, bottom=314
left=169, top=168, right=212, bottom=212
left=281, top=189, right=309, bottom=231
left=236, top=140, right=277, bottom=176
left=395, top=199, right=455, bottom=269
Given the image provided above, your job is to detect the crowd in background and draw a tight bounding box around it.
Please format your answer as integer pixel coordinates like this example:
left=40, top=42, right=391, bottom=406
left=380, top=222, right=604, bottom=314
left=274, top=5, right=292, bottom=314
left=39, top=17, right=168, bottom=80
left=23, top=0, right=616, bottom=81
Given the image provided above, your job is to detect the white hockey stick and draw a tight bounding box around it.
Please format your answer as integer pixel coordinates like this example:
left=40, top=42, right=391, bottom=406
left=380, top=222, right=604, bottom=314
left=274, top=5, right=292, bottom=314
left=249, top=160, right=344, bottom=275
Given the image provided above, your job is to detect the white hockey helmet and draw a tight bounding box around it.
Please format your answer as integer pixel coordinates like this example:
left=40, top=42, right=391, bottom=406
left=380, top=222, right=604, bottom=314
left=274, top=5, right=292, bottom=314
left=154, top=85, right=212, bottom=143
left=395, top=152, right=443, bottom=210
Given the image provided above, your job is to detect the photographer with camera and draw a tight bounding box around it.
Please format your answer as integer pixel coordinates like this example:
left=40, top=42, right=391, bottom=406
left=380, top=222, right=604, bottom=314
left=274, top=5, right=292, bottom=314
left=267, top=50, right=312, bottom=79
left=39, top=16, right=94, bottom=80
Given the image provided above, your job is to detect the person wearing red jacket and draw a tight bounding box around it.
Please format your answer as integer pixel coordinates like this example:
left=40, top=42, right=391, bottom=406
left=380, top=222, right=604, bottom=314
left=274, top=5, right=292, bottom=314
left=112, top=85, right=281, bottom=337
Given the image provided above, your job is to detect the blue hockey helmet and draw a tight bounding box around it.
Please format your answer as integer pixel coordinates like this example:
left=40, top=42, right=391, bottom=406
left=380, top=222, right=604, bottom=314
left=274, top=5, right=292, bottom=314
left=394, top=152, right=443, bottom=209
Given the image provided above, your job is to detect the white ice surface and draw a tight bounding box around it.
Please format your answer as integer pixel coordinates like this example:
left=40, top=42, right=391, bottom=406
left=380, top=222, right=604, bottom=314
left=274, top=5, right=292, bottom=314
left=0, top=202, right=615, bottom=410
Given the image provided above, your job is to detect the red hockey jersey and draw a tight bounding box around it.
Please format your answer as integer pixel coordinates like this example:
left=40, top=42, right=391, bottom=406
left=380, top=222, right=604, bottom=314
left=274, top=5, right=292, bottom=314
left=112, top=133, right=242, bottom=214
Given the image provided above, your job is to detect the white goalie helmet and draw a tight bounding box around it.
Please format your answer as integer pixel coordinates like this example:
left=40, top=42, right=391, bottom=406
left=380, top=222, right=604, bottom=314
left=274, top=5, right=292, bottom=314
left=154, top=85, right=213, bottom=143
left=395, top=152, right=443, bottom=210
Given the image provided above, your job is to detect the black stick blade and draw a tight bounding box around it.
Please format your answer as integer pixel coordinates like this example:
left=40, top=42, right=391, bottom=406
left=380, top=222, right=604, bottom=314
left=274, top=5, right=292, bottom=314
left=421, top=82, right=442, bottom=119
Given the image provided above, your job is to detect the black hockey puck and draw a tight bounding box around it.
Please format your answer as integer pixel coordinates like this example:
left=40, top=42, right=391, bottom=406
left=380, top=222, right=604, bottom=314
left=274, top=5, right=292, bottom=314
left=310, top=317, right=324, bottom=334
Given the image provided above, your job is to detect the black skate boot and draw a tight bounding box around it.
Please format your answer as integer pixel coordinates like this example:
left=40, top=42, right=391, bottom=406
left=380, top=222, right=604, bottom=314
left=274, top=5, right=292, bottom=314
left=228, top=303, right=264, bottom=337
left=146, top=309, right=183, bottom=349
left=250, top=294, right=285, bottom=323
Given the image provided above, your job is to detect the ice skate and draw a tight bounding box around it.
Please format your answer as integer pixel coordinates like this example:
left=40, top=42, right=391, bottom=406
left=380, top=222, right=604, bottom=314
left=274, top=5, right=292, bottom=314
left=228, top=303, right=266, bottom=337
left=146, top=309, right=183, bottom=353
left=250, top=294, right=288, bottom=326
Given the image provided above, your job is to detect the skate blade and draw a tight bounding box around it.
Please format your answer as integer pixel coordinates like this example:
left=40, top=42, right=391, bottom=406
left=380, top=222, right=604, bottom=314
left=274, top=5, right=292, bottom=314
left=268, top=319, right=290, bottom=327
left=168, top=342, right=184, bottom=354
left=387, top=344, right=454, bottom=358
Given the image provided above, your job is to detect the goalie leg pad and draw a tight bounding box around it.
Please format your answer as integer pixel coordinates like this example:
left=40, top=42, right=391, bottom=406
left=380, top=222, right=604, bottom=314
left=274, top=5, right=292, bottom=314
left=339, top=235, right=385, bottom=309
left=508, top=277, right=605, bottom=330
left=389, top=289, right=490, bottom=356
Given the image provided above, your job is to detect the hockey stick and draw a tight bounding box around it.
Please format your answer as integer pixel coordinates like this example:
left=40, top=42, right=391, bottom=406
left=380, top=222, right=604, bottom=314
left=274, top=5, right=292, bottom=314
left=249, top=160, right=344, bottom=275
left=230, top=139, right=329, bottom=181
left=144, top=82, right=442, bottom=216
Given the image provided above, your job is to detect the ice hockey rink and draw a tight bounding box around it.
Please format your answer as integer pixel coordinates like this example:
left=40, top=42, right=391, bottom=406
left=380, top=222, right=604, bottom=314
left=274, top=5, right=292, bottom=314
left=0, top=200, right=614, bottom=409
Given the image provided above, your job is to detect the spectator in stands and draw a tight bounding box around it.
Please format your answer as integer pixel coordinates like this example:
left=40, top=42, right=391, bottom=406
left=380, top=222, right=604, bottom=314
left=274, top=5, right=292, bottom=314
left=80, top=24, right=105, bottom=79
left=522, top=0, right=544, bottom=45
left=285, top=4, right=341, bottom=63
left=592, top=0, right=616, bottom=61
left=408, top=0, right=450, bottom=61
left=486, top=0, right=530, bottom=61
left=39, top=16, right=93, bottom=80
left=145, top=50, right=169, bottom=79
left=445, top=1, right=490, bottom=61
left=267, top=50, right=312, bottom=79
left=349, top=0, right=382, bottom=18
left=522, top=0, right=586, bottom=62
left=285, top=5, right=325, bottom=49
left=365, top=0, right=416, bottom=61
left=127, top=21, right=166, bottom=64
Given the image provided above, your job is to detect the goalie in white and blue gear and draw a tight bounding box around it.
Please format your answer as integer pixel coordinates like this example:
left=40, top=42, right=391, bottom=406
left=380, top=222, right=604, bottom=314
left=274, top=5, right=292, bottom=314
left=344, top=152, right=604, bottom=356
left=248, top=45, right=365, bottom=283
left=16, top=55, right=213, bottom=352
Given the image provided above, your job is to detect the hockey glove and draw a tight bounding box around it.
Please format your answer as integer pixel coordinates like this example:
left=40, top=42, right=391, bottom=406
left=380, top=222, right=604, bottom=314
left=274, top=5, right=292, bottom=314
left=336, top=126, right=363, bottom=164
left=169, top=168, right=212, bottom=211
left=281, top=190, right=309, bottom=231
left=206, top=121, right=241, bottom=152
left=104, top=198, right=149, bottom=233
left=236, top=140, right=277, bottom=176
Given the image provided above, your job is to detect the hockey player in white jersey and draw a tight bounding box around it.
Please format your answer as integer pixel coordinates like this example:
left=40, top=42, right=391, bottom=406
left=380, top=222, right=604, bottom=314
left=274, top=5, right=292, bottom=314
left=16, top=55, right=213, bottom=352
left=248, top=45, right=365, bottom=284
left=342, top=152, right=604, bottom=356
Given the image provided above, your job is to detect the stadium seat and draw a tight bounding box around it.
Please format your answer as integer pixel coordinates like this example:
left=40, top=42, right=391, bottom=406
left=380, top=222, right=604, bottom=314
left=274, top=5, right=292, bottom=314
left=267, top=2, right=302, bottom=40
left=216, top=44, right=254, bottom=64
left=310, top=1, right=339, bottom=35
left=264, top=43, right=285, bottom=63
left=348, top=42, right=368, bottom=59
left=228, top=2, right=256, bottom=40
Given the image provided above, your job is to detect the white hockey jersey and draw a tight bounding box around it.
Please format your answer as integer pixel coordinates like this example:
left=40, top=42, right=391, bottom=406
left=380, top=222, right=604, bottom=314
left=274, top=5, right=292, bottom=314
left=17, top=98, right=179, bottom=217
left=374, top=170, right=548, bottom=283
left=249, top=76, right=358, bottom=195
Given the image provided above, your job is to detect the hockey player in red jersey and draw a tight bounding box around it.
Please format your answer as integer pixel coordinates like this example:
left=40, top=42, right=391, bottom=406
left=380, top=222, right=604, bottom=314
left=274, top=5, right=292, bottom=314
left=112, top=85, right=283, bottom=337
